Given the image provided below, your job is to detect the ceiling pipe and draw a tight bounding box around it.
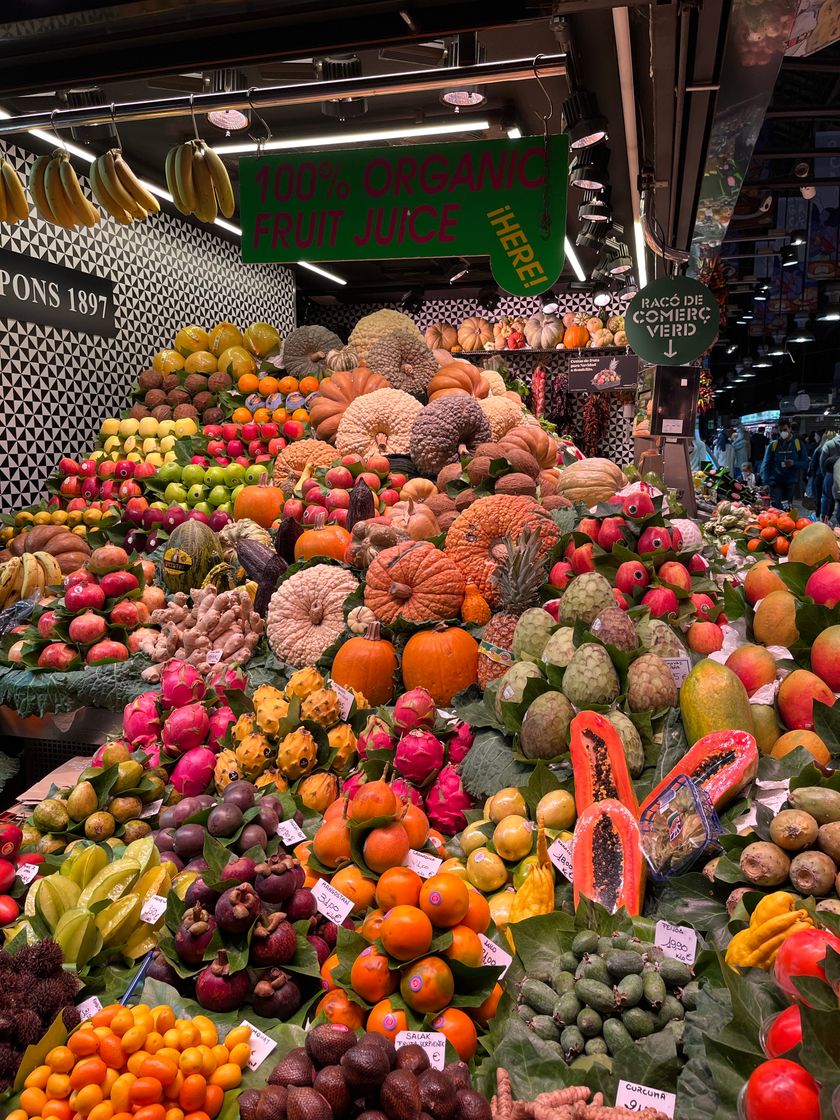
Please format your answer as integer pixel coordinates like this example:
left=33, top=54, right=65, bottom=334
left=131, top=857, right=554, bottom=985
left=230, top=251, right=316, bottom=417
left=0, top=53, right=566, bottom=136
left=612, top=6, right=648, bottom=285
left=667, top=4, right=691, bottom=245
left=639, top=184, right=690, bottom=265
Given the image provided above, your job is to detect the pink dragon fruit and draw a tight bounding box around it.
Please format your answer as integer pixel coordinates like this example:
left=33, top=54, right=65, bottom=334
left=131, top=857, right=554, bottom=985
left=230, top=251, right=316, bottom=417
left=390, top=777, right=424, bottom=808
left=123, top=691, right=162, bottom=743
left=162, top=702, right=210, bottom=756
left=160, top=658, right=206, bottom=709
left=341, top=771, right=365, bottom=801
left=356, top=714, right=395, bottom=760
left=205, top=660, right=248, bottom=703
left=171, top=746, right=215, bottom=796
left=393, top=687, right=437, bottom=733
left=446, top=721, right=474, bottom=764
left=208, top=705, right=236, bottom=752
left=424, top=765, right=474, bottom=835
left=394, top=729, right=445, bottom=787
left=139, top=741, right=162, bottom=768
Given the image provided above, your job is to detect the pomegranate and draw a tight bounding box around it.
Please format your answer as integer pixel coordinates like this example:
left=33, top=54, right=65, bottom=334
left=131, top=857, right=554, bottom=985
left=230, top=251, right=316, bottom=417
left=195, top=951, right=251, bottom=1011
left=88, top=544, right=130, bottom=574
left=109, top=600, right=145, bottom=628
left=174, top=904, right=218, bottom=965
left=37, top=643, right=81, bottom=671
left=249, top=912, right=298, bottom=967
left=100, top=570, right=139, bottom=598
left=65, top=581, right=106, bottom=613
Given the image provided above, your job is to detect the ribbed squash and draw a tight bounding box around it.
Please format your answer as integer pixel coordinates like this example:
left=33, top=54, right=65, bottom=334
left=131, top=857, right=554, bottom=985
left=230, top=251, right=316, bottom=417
left=273, top=439, right=337, bottom=489
left=500, top=425, right=558, bottom=469
left=569, top=710, right=639, bottom=817
left=308, top=366, right=388, bottom=441
left=457, top=316, right=493, bottom=352
left=427, top=362, right=490, bottom=402
left=554, top=458, right=626, bottom=504
left=267, top=565, right=358, bottom=666
left=572, top=799, right=645, bottom=915
left=364, top=540, right=465, bottom=625
left=161, top=520, right=224, bottom=593
left=330, top=622, right=397, bottom=706
left=425, top=322, right=458, bottom=350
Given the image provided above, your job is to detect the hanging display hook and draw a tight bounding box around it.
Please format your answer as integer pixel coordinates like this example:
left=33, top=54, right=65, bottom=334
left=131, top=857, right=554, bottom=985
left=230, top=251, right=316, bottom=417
left=49, top=108, right=66, bottom=152
left=532, top=54, right=555, bottom=139
left=247, top=88, right=273, bottom=153
left=110, top=102, right=123, bottom=152
left=532, top=55, right=555, bottom=241
left=189, top=93, right=201, bottom=141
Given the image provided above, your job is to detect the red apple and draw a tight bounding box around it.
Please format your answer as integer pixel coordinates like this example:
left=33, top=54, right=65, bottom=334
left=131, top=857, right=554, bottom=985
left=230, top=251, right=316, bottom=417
left=66, top=498, right=86, bottom=513
left=326, top=466, right=354, bottom=490
left=81, top=478, right=100, bottom=501
left=59, top=477, right=82, bottom=498
left=37, top=610, right=60, bottom=639
left=204, top=424, right=223, bottom=439
left=268, top=438, right=286, bottom=456
left=255, top=454, right=272, bottom=463
left=341, top=454, right=364, bottom=475
left=260, top=422, right=279, bottom=440
left=59, top=457, right=80, bottom=476
left=241, top=421, right=260, bottom=441
left=328, top=508, right=348, bottom=528
left=379, top=488, right=400, bottom=506
left=215, top=456, right=231, bottom=467
left=124, top=498, right=149, bottom=526
left=301, top=478, right=321, bottom=495
left=226, top=439, right=245, bottom=457
left=86, top=639, right=129, bottom=665
left=358, top=472, right=381, bottom=491
left=306, top=490, right=327, bottom=507
left=114, top=460, right=135, bottom=480
left=221, top=423, right=239, bottom=441
left=38, top=642, right=81, bottom=671
left=247, top=439, right=264, bottom=458
left=79, top=460, right=97, bottom=477
left=97, top=460, right=116, bottom=479
left=68, top=611, right=108, bottom=645
left=207, top=439, right=226, bottom=457
left=302, top=505, right=324, bottom=525
left=282, top=420, right=305, bottom=441
left=548, top=560, right=573, bottom=589
left=283, top=498, right=304, bottom=521
left=99, top=480, right=118, bottom=501
left=65, top=581, right=106, bottom=613
left=235, top=456, right=250, bottom=468
left=110, top=600, right=144, bottom=629
left=364, top=454, right=390, bottom=476
left=325, top=489, right=350, bottom=510
left=118, top=480, right=142, bottom=500
left=100, top=571, right=139, bottom=598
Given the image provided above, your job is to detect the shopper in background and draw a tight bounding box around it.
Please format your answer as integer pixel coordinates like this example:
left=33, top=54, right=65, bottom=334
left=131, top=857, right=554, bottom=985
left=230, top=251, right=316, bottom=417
left=731, top=424, right=751, bottom=480
left=819, top=429, right=840, bottom=522
left=741, top=461, right=757, bottom=489
left=750, top=427, right=768, bottom=476
left=806, top=430, right=833, bottom=507
left=715, top=427, right=737, bottom=474
left=761, top=421, right=808, bottom=508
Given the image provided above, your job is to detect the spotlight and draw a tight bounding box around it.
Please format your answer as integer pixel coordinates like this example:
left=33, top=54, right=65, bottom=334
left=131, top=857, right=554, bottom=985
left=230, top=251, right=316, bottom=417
left=578, top=195, right=611, bottom=222
left=753, top=358, right=772, bottom=368
left=319, top=56, right=368, bottom=120
left=562, top=89, right=607, bottom=149
left=576, top=222, right=607, bottom=251
left=620, top=277, right=638, bottom=299
left=440, top=33, right=487, bottom=109
left=767, top=342, right=787, bottom=357
left=448, top=259, right=471, bottom=284
left=569, top=148, right=609, bottom=191
left=593, top=283, right=611, bottom=308
left=789, top=315, right=815, bottom=343
left=793, top=160, right=810, bottom=179
left=727, top=344, right=737, bottom=354
left=207, top=68, right=250, bottom=131
left=540, top=291, right=560, bottom=314
left=607, top=245, right=633, bottom=274
left=781, top=245, right=799, bottom=268
left=742, top=310, right=754, bottom=320
left=755, top=292, right=767, bottom=301
left=790, top=229, right=807, bottom=246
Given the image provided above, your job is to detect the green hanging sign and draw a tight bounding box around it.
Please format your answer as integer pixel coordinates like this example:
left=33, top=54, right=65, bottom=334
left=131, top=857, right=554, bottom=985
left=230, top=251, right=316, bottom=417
left=624, top=276, right=720, bottom=366
left=239, top=135, right=568, bottom=296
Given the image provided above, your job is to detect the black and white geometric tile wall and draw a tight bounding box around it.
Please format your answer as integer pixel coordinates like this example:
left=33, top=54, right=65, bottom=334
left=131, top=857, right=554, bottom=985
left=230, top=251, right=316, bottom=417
left=0, top=143, right=296, bottom=512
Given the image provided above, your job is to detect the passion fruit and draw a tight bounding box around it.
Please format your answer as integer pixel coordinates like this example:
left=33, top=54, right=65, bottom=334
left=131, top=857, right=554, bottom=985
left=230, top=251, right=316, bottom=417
left=492, top=816, right=534, bottom=862
left=466, top=848, right=508, bottom=892
left=535, top=790, right=576, bottom=831
left=487, top=788, right=527, bottom=823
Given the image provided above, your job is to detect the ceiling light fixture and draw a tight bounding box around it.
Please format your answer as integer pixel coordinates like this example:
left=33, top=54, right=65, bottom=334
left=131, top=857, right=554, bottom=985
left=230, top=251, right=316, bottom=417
left=781, top=245, right=799, bottom=268
left=621, top=277, right=639, bottom=299
left=562, top=89, right=607, bottom=149
left=564, top=238, right=587, bottom=282
left=789, top=314, right=815, bottom=343
left=742, top=310, right=754, bottom=320
left=297, top=261, right=346, bottom=284
left=576, top=221, right=607, bottom=251
left=506, top=125, right=523, bottom=139
left=768, top=342, right=786, bottom=356
left=440, top=33, right=487, bottom=109
left=755, top=291, right=767, bottom=301
left=817, top=281, right=840, bottom=321
left=607, top=244, right=633, bottom=274
left=569, top=148, right=610, bottom=191
left=207, top=69, right=250, bottom=131
left=593, top=283, right=611, bottom=307
left=449, top=259, right=471, bottom=284
left=213, top=117, right=491, bottom=154
left=578, top=195, right=611, bottom=222
left=790, top=229, right=807, bottom=246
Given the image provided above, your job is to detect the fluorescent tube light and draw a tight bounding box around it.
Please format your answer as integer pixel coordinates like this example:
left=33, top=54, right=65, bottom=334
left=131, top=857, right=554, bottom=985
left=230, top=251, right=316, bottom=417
left=212, top=119, right=491, bottom=156
left=297, top=261, right=347, bottom=285
left=564, top=238, right=586, bottom=282
left=633, top=219, right=647, bottom=288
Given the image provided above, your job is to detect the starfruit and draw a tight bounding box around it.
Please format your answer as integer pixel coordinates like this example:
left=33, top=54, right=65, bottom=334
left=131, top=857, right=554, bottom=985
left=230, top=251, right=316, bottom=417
left=24, top=878, right=44, bottom=920
left=34, top=875, right=81, bottom=932
left=95, top=894, right=142, bottom=947
left=54, top=908, right=103, bottom=968
left=123, top=836, right=159, bottom=874
left=122, top=923, right=158, bottom=962
left=78, top=857, right=141, bottom=908
left=134, top=866, right=173, bottom=914
left=64, top=843, right=109, bottom=889
left=171, top=870, right=199, bottom=901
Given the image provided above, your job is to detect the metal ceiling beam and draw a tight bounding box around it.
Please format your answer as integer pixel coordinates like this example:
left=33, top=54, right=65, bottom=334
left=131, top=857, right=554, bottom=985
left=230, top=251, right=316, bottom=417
left=743, top=178, right=840, bottom=189
left=0, top=53, right=566, bottom=136
left=765, top=107, right=840, bottom=118
left=752, top=150, right=840, bottom=158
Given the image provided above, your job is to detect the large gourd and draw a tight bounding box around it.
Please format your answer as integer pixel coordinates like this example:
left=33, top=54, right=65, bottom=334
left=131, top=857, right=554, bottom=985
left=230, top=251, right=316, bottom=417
left=335, top=387, right=423, bottom=458
left=364, top=540, right=465, bottom=624
left=524, top=311, right=564, bottom=350
left=401, top=626, right=479, bottom=704
left=282, top=325, right=343, bottom=377
left=162, top=520, right=224, bottom=593
left=553, top=458, right=626, bottom=504
left=330, top=622, right=397, bottom=705
left=457, top=316, right=493, bottom=352
left=309, top=366, right=388, bottom=441
left=427, top=362, right=490, bottom=402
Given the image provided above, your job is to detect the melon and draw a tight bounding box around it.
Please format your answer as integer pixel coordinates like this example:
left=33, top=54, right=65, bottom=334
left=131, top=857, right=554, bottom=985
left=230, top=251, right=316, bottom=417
left=161, top=521, right=224, bottom=593
left=553, top=458, right=626, bottom=505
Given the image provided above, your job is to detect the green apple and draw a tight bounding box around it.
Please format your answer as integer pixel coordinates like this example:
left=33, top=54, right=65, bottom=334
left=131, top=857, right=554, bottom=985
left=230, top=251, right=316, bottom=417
left=208, top=485, right=230, bottom=508
left=158, top=463, right=182, bottom=484
left=151, top=500, right=168, bottom=511
left=194, top=501, right=214, bottom=516
left=216, top=501, right=233, bottom=515
left=223, top=462, right=246, bottom=487
left=164, top=482, right=188, bottom=504
left=181, top=464, right=206, bottom=487
left=230, top=484, right=245, bottom=504
left=205, top=466, right=227, bottom=488
left=244, top=463, right=269, bottom=485
left=187, top=484, right=207, bottom=506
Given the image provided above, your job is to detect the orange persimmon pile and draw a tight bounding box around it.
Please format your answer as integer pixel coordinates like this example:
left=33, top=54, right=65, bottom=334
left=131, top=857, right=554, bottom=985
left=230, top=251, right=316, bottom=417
left=744, top=509, right=812, bottom=556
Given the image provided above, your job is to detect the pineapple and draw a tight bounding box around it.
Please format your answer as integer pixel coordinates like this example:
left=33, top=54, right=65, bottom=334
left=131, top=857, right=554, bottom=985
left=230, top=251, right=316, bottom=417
left=477, top=528, right=548, bottom=688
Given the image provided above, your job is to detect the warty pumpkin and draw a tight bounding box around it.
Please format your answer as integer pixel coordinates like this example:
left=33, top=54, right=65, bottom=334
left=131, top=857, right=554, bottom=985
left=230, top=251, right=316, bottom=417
left=444, top=494, right=561, bottom=605
left=273, top=439, right=337, bottom=489
left=330, top=621, right=397, bottom=706
left=478, top=395, right=524, bottom=440
left=482, top=368, right=508, bottom=396
left=553, top=458, right=627, bottom=505
left=283, top=325, right=343, bottom=377
left=308, top=366, right=388, bottom=441
left=499, top=425, right=558, bottom=469
left=267, top=564, right=358, bottom=666
left=401, top=625, right=479, bottom=704
left=457, top=316, right=493, bottom=352
left=367, top=330, right=438, bottom=396
left=409, top=395, right=493, bottom=475
left=364, top=540, right=466, bottom=624
left=335, top=387, right=423, bottom=458
left=424, top=321, right=458, bottom=351
left=427, top=362, right=490, bottom=402
left=385, top=499, right=440, bottom=541
left=348, top=309, right=422, bottom=359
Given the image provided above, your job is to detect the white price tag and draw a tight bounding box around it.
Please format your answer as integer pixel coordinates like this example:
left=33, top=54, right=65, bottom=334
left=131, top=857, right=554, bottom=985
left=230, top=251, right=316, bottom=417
left=404, top=849, right=442, bottom=878
left=548, top=838, right=574, bottom=881
left=478, top=933, right=513, bottom=978
left=240, top=1019, right=278, bottom=1071
left=76, top=996, right=103, bottom=1022
left=312, top=878, right=354, bottom=924
left=140, top=895, right=168, bottom=924
left=16, top=862, right=39, bottom=885
left=655, top=920, right=697, bottom=966
left=395, top=1031, right=446, bottom=1070
left=329, top=681, right=355, bottom=721
left=615, top=1080, right=676, bottom=1117
left=663, top=657, right=692, bottom=688
left=140, top=798, right=163, bottom=820
left=661, top=419, right=684, bottom=436
left=277, top=818, right=307, bottom=846
left=206, top=649, right=223, bottom=666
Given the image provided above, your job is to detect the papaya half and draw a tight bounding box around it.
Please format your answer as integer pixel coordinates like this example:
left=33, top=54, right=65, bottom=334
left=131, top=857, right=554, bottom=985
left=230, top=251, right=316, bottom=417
left=639, top=728, right=758, bottom=817
left=569, top=710, right=639, bottom=817
left=572, top=798, right=645, bottom=916
left=679, top=659, right=754, bottom=745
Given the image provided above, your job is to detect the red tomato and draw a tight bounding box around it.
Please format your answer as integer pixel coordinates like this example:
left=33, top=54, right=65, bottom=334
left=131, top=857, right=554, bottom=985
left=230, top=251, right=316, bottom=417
left=0, top=859, right=15, bottom=893
left=743, top=1059, right=819, bottom=1120
left=763, top=1005, right=802, bottom=1058
left=0, top=895, right=20, bottom=925
left=773, top=928, right=840, bottom=1002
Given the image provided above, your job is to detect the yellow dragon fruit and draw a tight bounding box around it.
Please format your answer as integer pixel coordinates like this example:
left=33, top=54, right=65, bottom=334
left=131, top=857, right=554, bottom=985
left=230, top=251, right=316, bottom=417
left=277, top=728, right=318, bottom=780
left=298, top=772, right=340, bottom=813
left=232, top=713, right=256, bottom=742
left=328, top=723, right=358, bottom=773
left=235, top=732, right=275, bottom=779
left=285, top=667, right=324, bottom=700
left=214, top=749, right=242, bottom=791
left=253, top=685, right=289, bottom=737
left=255, top=768, right=288, bottom=792
left=301, top=687, right=341, bottom=728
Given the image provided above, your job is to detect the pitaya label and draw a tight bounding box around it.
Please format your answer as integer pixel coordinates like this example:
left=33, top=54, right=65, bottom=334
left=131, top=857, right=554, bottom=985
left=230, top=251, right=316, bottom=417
left=395, top=1030, right=446, bottom=1070
left=312, top=878, right=354, bottom=924
left=140, top=895, right=168, bottom=924
left=17, top=862, right=39, bottom=885
left=240, top=1019, right=277, bottom=1071
left=140, top=798, right=163, bottom=820
left=77, top=996, right=103, bottom=1021
left=655, top=920, right=697, bottom=966
left=548, top=838, right=574, bottom=881
left=206, top=649, right=223, bottom=665
left=329, top=681, right=355, bottom=721
left=277, top=818, right=307, bottom=846
left=478, top=933, right=512, bottom=978
left=616, top=1081, right=675, bottom=1118
left=663, top=657, right=692, bottom=687
left=404, top=849, right=442, bottom=878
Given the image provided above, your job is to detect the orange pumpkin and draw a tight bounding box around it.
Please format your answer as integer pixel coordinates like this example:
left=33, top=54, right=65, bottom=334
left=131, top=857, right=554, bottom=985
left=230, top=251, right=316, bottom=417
left=563, top=324, right=590, bottom=349
left=399, top=478, right=438, bottom=502
left=364, top=541, right=466, bottom=624
left=330, top=622, right=397, bottom=705
left=427, top=362, right=490, bottom=402
left=232, top=476, right=285, bottom=527
left=308, top=365, right=388, bottom=441
left=294, top=512, right=352, bottom=562
left=500, top=425, right=559, bottom=469
left=385, top=500, right=440, bottom=541
left=401, top=626, right=479, bottom=704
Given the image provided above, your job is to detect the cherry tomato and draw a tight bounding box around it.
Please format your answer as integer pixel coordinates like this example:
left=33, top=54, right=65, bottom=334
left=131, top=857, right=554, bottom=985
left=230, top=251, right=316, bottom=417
left=773, top=928, right=840, bottom=1002
left=0, top=858, right=15, bottom=893
left=0, top=895, right=20, bottom=925
left=764, top=1005, right=803, bottom=1058
left=743, top=1059, right=819, bottom=1120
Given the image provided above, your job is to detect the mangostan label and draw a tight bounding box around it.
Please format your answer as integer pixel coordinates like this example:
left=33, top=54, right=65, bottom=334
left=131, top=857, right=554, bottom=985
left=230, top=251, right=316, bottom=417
left=76, top=996, right=103, bottom=1021
left=240, top=1020, right=277, bottom=1070
left=277, top=818, right=307, bottom=846
left=140, top=895, right=168, bottom=924
left=404, top=849, right=442, bottom=878
left=395, top=1030, right=447, bottom=1070
left=655, top=920, right=697, bottom=965
left=311, top=877, right=354, bottom=924
left=478, top=933, right=513, bottom=978
left=240, top=136, right=568, bottom=297
left=547, top=838, right=574, bottom=881
left=616, top=1081, right=676, bottom=1117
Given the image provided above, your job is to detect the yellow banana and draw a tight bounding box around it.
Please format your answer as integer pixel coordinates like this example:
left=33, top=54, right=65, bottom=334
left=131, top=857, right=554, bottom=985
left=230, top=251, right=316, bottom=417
left=112, top=150, right=159, bottom=214
left=33, top=551, right=62, bottom=587
left=199, top=141, right=235, bottom=219
left=20, top=553, right=44, bottom=600
left=0, top=558, right=21, bottom=608
left=90, top=159, right=132, bottom=224
left=58, top=158, right=99, bottom=228
left=44, top=155, right=78, bottom=228
left=99, top=150, right=144, bottom=219
left=2, top=160, right=29, bottom=221
left=0, top=171, right=8, bottom=223
left=30, top=154, right=56, bottom=223
left=165, top=146, right=186, bottom=213
left=191, top=147, right=217, bottom=223
left=174, top=142, right=198, bottom=215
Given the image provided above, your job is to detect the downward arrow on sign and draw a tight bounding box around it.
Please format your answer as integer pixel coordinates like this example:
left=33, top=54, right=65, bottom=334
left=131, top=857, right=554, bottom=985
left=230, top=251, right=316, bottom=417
left=664, top=339, right=677, bottom=358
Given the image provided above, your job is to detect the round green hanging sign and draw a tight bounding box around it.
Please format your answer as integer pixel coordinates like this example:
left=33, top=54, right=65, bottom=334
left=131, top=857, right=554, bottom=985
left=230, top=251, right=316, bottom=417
left=625, top=275, right=720, bottom=366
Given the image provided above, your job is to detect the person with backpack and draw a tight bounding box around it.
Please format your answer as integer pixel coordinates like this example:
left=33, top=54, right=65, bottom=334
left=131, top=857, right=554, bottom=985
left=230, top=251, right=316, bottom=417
left=761, top=422, right=808, bottom=507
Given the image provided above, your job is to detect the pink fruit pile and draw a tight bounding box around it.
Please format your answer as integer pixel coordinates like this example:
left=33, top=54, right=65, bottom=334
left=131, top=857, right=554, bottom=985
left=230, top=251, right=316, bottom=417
left=283, top=453, right=408, bottom=529
left=122, top=497, right=232, bottom=554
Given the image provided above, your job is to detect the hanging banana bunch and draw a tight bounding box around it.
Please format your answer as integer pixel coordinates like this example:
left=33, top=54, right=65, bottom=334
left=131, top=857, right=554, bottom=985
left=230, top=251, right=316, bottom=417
left=90, top=147, right=160, bottom=225
left=29, top=150, right=100, bottom=229
left=165, top=138, right=235, bottom=222
left=0, top=158, right=30, bottom=224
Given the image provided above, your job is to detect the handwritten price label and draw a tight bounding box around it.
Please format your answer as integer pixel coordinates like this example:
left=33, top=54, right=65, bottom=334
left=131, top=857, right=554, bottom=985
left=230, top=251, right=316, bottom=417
left=140, top=895, right=168, bottom=924
left=140, top=798, right=163, bottom=820
left=312, top=878, right=354, bottom=924
left=17, top=863, right=39, bottom=885
left=329, top=682, right=355, bottom=721
left=478, top=933, right=512, bottom=978
left=206, top=649, right=223, bottom=665
left=76, top=996, right=103, bottom=1021
left=404, top=849, right=442, bottom=878
left=615, top=1081, right=676, bottom=1117
left=548, top=838, right=574, bottom=881
left=240, top=1020, right=277, bottom=1071
left=663, top=657, right=692, bottom=688
left=395, top=1031, right=446, bottom=1070
left=655, top=920, right=697, bottom=966
left=277, top=819, right=307, bottom=846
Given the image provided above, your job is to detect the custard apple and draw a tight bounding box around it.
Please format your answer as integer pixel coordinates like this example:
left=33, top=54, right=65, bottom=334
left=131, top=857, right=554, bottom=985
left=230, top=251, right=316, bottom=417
left=561, top=644, right=620, bottom=708
left=513, top=607, right=557, bottom=663
left=519, top=691, right=574, bottom=759
left=605, top=710, right=645, bottom=777
left=495, top=661, right=544, bottom=720
left=626, top=653, right=678, bottom=712
left=591, top=606, right=638, bottom=652
left=541, top=627, right=577, bottom=671
left=559, top=573, right=615, bottom=625
left=636, top=617, right=687, bottom=659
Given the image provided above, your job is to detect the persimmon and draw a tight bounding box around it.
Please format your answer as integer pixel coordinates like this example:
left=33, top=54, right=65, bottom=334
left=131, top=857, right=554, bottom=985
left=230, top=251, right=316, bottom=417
left=400, top=955, right=454, bottom=1013
left=431, top=1008, right=478, bottom=1060
left=363, top=822, right=410, bottom=873
left=419, top=873, right=470, bottom=928
left=178, top=1075, right=207, bottom=1112
left=775, top=537, right=790, bottom=555
left=361, top=908, right=386, bottom=942
left=462, top=888, right=491, bottom=934
left=760, top=526, right=778, bottom=541
left=320, top=951, right=341, bottom=990
left=349, top=779, right=397, bottom=824
left=375, top=866, right=423, bottom=909
left=316, top=989, right=366, bottom=1030
left=472, top=982, right=504, bottom=1026
left=380, top=904, right=434, bottom=961
left=312, top=818, right=352, bottom=869
left=350, top=946, right=399, bottom=1002
left=445, top=924, right=483, bottom=967
left=324, top=797, right=348, bottom=822
left=400, top=802, right=430, bottom=849
left=366, top=998, right=408, bottom=1042
left=330, top=865, right=377, bottom=915
left=70, top=1058, right=108, bottom=1090
left=43, top=1102, right=73, bottom=1120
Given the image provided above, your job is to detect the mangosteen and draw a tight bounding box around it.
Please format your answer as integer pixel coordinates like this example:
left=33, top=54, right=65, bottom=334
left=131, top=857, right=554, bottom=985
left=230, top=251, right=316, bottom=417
left=173, top=822, right=206, bottom=859
left=215, top=882, right=260, bottom=934
left=174, top=904, right=218, bottom=966
left=238, top=823, right=269, bottom=853
left=306, top=1023, right=358, bottom=1067
left=147, top=949, right=182, bottom=987
left=287, top=888, right=317, bottom=923
left=249, top=912, right=297, bottom=967
left=307, top=934, right=329, bottom=967
left=184, top=876, right=220, bottom=910
left=255, top=854, right=302, bottom=904
left=208, top=802, right=244, bottom=838
left=159, top=851, right=183, bottom=872
left=258, top=803, right=281, bottom=835
left=270, top=1044, right=315, bottom=1086
left=224, top=780, right=257, bottom=809
left=222, top=854, right=258, bottom=884
left=194, top=950, right=251, bottom=1012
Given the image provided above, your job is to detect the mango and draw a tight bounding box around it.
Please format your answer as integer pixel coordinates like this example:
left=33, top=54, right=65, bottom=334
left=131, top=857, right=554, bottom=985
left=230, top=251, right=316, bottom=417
left=811, top=625, right=840, bottom=690
left=753, top=589, right=799, bottom=647
left=805, top=562, right=840, bottom=607
left=771, top=729, right=830, bottom=767
left=789, top=520, right=840, bottom=566
left=777, top=669, right=835, bottom=732
left=680, top=659, right=754, bottom=745
left=743, top=558, right=785, bottom=605
left=725, top=644, right=777, bottom=696
left=751, top=704, right=783, bottom=754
